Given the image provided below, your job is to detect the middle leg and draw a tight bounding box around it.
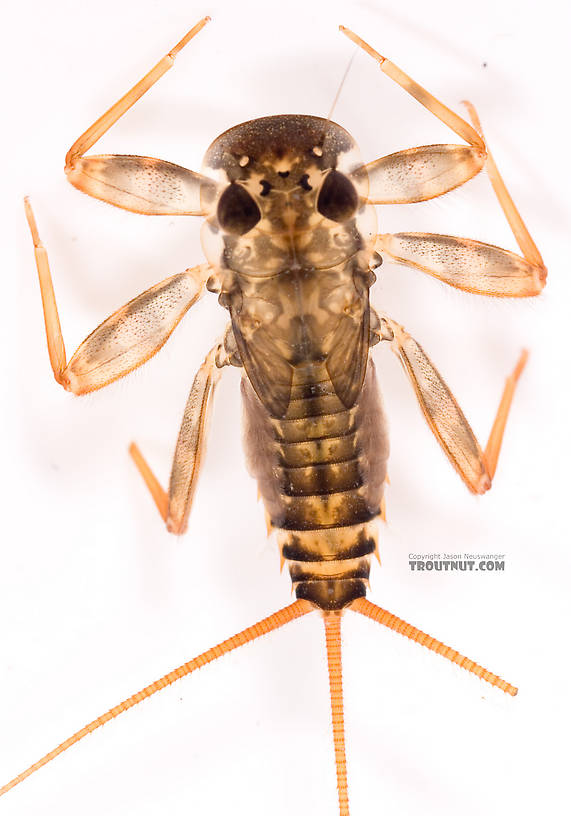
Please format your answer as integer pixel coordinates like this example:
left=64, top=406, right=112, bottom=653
left=340, top=27, right=546, bottom=294
left=25, top=198, right=210, bottom=393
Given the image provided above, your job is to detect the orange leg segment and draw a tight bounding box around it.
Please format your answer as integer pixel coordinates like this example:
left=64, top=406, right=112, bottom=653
left=463, top=101, right=545, bottom=270
left=24, top=197, right=67, bottom=385
left=339, top=26, right=484, bottom=150
left=129, top=442, right=168, bottom=523
left=324, top=614, right=350, bottom=816
left=484, top=348, right=529, bottom=481
left=65, top=16, right=210, bottom=170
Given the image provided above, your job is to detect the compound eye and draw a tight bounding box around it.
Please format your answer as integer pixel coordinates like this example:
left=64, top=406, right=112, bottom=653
left=317, top=170, right=359, bottom=222
left=217, top=183, right=261, bottom=235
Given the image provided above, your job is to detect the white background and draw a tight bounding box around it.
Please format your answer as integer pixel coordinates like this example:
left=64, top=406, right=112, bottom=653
left=1, top=0, right=569, bottom=814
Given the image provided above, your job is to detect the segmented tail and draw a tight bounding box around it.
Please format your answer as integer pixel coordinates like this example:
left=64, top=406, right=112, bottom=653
left=1, top=598, right=517, bottom=810
left=0, top=600, right=312, bottom=798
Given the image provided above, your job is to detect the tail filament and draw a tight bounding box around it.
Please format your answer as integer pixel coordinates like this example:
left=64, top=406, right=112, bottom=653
left=0, top=600, right=312, bottom=798
left=351, top=597, right=518, bottom=696
left=324, top=614, right=350, bottom=816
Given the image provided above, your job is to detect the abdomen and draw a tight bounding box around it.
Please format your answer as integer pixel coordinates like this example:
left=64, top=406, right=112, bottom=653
left=242, top=358, right=389, bottom=610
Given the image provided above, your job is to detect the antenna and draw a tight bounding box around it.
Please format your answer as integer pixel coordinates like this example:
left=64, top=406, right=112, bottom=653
left=326, top=51, right=356, bottom=123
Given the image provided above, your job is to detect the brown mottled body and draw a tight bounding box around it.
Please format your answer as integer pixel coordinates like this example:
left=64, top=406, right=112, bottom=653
left=243, top=361, right=388, bottom=609
left=11, top=20, right=544, bottom=815
left=201, top=114, right=386, bottom=609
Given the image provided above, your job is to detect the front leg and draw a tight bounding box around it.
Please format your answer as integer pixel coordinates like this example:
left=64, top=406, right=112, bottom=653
left=25, top=199, right=209, bottom=392
left=64, top=18, right=218, bottom=215
left=341, top=28, right=546, bottom=291
left=342, top=26, right=488, bottom=204
left=373, top=107, right=546, bottom=297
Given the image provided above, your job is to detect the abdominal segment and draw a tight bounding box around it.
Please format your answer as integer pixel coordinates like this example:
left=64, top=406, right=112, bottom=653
left=242, top=359, right=389, bottom=610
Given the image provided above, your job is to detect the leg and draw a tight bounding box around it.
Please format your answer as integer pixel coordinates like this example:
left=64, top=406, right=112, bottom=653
left=375, top=232, right=546, bottom=297
left=484, top=349, right=528, bottom=481
left=67, top=154, right=217, bottom=215
left=0, top=600, right=313, bottom=799
left=463, top=101, right=545, bottom=269
left=340, top=27, right=484, bottom=148
left=362, top=145, right=486, bottom=204
left=64, top=18, right=218, bottom=215
left=351, top=598, right=517, bottom=695
left=373, top=109, right=546, bottom=295
left=342, top=27, right=488, bottom=203
left=341, top=28, right=546, bottom=281
left=130, top=341, right=225, bottom=534
left=66, top=17, right=209, bottom=167
left=25, top=199, right=209, bottom=392
left=380, top=316, right=528, bottom=494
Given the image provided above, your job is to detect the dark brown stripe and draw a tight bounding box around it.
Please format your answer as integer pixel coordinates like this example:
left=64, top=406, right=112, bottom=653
left=280, top=458, right=362, bottom=496
left=278, top=489, right=378, bottom=530
left=285, top=393, right=346, bottom=420
left=295, top=578, right=367, bottom=610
